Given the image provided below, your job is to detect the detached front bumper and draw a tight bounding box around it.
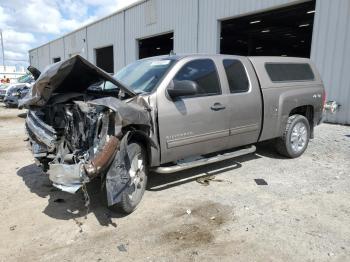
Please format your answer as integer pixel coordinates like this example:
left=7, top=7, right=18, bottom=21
left=49, top=163, right=86, bottom=193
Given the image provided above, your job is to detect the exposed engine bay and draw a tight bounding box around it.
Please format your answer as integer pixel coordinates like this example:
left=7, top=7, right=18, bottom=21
left=21, top=55, right=154, bottom=207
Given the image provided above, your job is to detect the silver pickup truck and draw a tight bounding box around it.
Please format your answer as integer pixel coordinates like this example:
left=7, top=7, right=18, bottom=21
left=22, top=54, right=324, bottom=213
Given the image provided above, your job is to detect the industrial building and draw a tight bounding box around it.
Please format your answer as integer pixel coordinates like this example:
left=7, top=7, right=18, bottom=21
left=28, top=0, right=350, bottom=124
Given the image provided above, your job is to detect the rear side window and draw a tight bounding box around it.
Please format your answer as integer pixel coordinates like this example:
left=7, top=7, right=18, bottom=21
left=174, top=59, right=221, bottom=96
left=223, top=59, right=249, bottom=93
left=265, top=63, right=315, bottom=82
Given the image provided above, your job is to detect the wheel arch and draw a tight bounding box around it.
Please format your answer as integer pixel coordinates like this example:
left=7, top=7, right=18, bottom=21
left=123, top=126, right=158, bottom=167
left=289, top=105, right=314, bottom=138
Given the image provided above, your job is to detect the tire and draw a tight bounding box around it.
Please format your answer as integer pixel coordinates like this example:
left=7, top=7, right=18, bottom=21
left=275, top=114, right=310, bottom=158
left=116, top=142, right=148, bottom=214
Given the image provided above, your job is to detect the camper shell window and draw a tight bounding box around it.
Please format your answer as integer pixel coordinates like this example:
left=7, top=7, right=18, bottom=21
left=265, top=63, right=315, bottom=82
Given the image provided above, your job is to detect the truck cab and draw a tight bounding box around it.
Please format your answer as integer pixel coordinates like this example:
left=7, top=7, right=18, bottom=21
left=149, top=55, right=263, bottom=165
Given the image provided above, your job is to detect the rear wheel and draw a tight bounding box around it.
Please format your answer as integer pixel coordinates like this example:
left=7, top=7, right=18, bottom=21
left=275, top=114, right=310, bottom=158
left=117, top=142, right=148, bottom=214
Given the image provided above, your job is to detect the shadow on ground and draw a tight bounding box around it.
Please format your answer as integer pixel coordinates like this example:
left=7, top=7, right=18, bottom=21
left=16, top=143, right=280, bottom=225
left=16, top=164, right=124, bottom=226
left=149, top=156, right=247, bottom=191
left=148, top=142, right=283, bottom=191
left=255, top=141, right=288, bottom=159
left=17, top=112, right=27, bottom=118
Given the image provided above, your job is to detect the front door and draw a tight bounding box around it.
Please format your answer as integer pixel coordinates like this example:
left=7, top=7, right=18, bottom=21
left=157, top=58, right=230, bottom=164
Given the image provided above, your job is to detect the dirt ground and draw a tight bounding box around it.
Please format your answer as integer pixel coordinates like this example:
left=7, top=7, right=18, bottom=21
left=0, top=105, right=349, bottom=262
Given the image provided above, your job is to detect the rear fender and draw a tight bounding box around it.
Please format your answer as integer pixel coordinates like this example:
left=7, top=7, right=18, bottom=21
left=277, top=87, right=322, bottom=137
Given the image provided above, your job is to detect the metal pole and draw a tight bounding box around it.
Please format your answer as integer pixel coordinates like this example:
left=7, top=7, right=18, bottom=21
left=0, top=29, right=5, bottom=68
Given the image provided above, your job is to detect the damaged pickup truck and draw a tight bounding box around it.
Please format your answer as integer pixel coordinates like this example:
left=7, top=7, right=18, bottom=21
left=22, top=54, right=325, bottom=213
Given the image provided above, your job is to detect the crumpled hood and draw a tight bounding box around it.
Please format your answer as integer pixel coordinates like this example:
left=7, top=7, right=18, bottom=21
left=19, top=55, right=135, bottom=107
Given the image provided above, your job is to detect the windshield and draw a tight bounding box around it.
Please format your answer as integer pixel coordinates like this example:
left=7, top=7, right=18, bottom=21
left=17, top=74, right=33, bottom=83
left=103, top=58, right=176, bottom=93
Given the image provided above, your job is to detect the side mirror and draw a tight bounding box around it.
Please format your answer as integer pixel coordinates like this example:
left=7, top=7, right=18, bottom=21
left=167, top=80, right=198, bottom=99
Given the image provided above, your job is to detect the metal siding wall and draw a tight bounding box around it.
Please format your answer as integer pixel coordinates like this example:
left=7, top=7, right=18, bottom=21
left=63, top=28, right=88, bottom=60
left=49, top=38, right=64, bottom=63
left=124, top=0, right=198, bottom=65
left=87, top=14, right=124, bottom=71
left=29, top=49, right=38, bottom=69
left=37, top=44, right=50, bottom=71
left=311, top=0, right=350, bottom=125
left=198, top=0, right=304, bottom=53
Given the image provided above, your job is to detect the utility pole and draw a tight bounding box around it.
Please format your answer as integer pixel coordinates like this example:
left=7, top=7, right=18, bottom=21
left=0, top=29, right=5, bottom=69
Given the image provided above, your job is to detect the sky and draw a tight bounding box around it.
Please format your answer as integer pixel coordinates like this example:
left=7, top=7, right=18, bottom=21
left=0, top=0, right=139, bottom=69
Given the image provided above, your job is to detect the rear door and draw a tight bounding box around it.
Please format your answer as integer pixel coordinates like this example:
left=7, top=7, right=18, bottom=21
left=157, top=58, right=230, bottom=164
left=219, top=57, right=262, bottom=148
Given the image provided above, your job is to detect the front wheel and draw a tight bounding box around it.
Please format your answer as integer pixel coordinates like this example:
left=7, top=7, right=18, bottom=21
left=275, top=114, right=310, bottom=158
left=116, top=142, right=148, bottom=214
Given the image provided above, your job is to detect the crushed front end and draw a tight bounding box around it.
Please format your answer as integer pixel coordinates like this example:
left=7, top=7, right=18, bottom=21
left=26, top=100, right=119, bottom=193
left=22, top=55, right=153, bottom=206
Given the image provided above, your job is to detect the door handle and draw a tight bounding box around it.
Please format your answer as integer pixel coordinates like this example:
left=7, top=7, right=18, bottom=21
left=210, top=102, right=226, bottom=111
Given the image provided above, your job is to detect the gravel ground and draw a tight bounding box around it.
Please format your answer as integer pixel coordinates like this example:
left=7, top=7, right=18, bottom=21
left=0, top=105, right=349, bottom=262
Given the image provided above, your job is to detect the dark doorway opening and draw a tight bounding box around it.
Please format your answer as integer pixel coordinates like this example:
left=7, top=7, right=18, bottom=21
left=139, top=32, right=174, bottom=59
left=53, top=57, right=61, bottom=63
left=95, top=46, right=114, bottom=73
left=220, top=1, right=316, bottom=57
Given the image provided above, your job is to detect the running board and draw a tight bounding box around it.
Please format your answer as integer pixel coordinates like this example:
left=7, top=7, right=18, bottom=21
left=152, top=145, right=256, bottom=174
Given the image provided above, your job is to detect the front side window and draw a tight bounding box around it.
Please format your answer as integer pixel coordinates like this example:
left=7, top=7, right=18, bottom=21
left=223, top=59, right=249, bottom=93
left=174, top=59, right=221, bottom=96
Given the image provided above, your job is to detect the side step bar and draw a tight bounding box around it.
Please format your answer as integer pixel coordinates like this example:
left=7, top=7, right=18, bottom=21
left=152, top=145, right=256, bottom=174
